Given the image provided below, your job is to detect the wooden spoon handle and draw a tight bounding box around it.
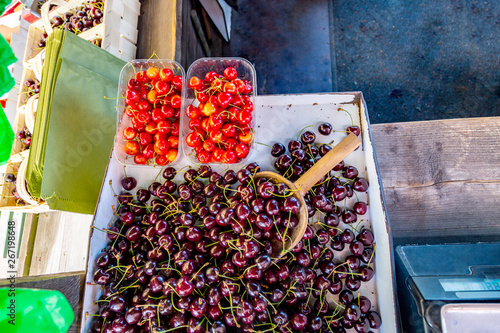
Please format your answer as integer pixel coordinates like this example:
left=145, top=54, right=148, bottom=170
left=294, top=133, right=361, bottom=196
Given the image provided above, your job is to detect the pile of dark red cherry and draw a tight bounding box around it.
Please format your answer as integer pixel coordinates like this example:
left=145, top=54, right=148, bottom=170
left=50, top=0, right=104, bottom=35
left=89, top=124, right=381, bottom=333
left=24, top=78, right=40, bottom=97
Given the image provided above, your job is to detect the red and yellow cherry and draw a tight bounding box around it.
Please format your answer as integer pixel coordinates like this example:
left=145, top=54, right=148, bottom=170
left=197, top=91, right=209, bottom=103
left=228, top=107, right=239, bottom=121
left=209, top=114, right=223, bottom=130
left=139, top=132, right=153, bottom=146
left=124, top=141, right=140, bottom=155
left=217, top=92, right=233, bottom=108
left=223, top=82, right=237, bottom=95
left=147, top=90, right=158, bottom=105
left=171, top=95, right=182, bottom=108
left=151, top=108, right=165, bottom=123
left=211, top=79, right=223, bottom=91
left=146, top=66, right=159, bottom=80
left=238, top=110, right=252, bottom=125
left=167, top=135, right=179, bottom=149
left=125, top=105, right=138, bottom=117
left=224, top=67, right=237, bottom=80
left=201, top=102, right=216, bottom=117
left=234, top=143, right=249, bottom=159
left=208, top=95, right=219, bottom=107
left=145, top=121, right=158, bottom=135
left=154, top=139, right=170, bottom=155
left=209, top=130, right=224, bottom=143
left=239, top=131, right=253, bottom=144
left=171, top=121, right=180, bottom=136
left=127, top=79, right=141, bottom=91
left=155, top=81, right=170, bottom=95
left=198, top=150, right=211, bottom=163
left=161, top=105, right=175, bottom=118
left=154, top=132, right=167, bottom=142
left=242, top=102, right=254, bottom=112
left=137, top=100, right=152, bottom=113
left=135, top=71, right=149, bottom=84
left=223, top=138, right=238, bottom=150
left=155, top=154, right=169, bottom=165
left=125, top=90, right=139, bottom=104
left=142, top=144, right=155, bottom=159
left=134, top=153, right=148, bottom=164
left=222, top=150, right=237, bottom=163
left=137, top=110, right=151, bottom=124
left=131, top=118, right=146, bottom=132
left=189, top=76, right=203, bottom=90
left=233, top=79, right=245, bottom=93
left=186, top=105, right=199, bottom=118
left=201, top=118, right=211, bottom=133
left=221, top=123, right=236, bottom=137
left=166, top=149, right=178, bottom=163
left=157, top=119, right=172, bottom=135
left=212, top=148, right=225, bottom=162
left=171, top=75, right=183, bottom=90
left=123, top=127, right=136, bottom=140
left=159, top=68, right=173, bottom=82
left=243, top=80, right=253, bottom=94
left=232, top=94, right=244, bottom=107
left=189, top=118, right=202, bottom=130
left=203, top=140, right=215, bottom=152
left=186, top=131, right=203, bottom=147
left=205, top=71, right=218, bottom=82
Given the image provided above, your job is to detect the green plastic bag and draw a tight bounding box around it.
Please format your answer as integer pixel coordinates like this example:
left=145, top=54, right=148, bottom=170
left=41, top=58, right=118, bottom=214
left=0, top=34, right=16, bottom=97
left=0, top=105, right=14, bottom=165
left=0, top=288, right=74, bottom=333
left=25, top=29, right=125, bottom=214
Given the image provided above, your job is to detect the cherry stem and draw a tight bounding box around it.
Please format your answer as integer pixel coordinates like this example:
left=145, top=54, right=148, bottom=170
left=296, top=124, right=314, bottom=141
left=338, top=107, right=354, bottom=127
left=367, top=243, right=376, bottom=267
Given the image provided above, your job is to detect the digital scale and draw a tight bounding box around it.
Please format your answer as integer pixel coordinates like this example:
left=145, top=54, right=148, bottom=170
left=395, top=243, right=500, bottom=332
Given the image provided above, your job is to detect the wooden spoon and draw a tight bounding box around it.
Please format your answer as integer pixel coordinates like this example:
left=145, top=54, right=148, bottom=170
left=254, top=133, right=362, bottom=258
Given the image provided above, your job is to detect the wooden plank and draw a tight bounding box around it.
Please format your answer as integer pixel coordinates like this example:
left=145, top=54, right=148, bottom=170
left=16, top=213, right=38, bottom=276
left=371, top=117, right=500, bottom=239
left=30, top=211, right=92, bottom=275
left=0, top=272, right=85, bottom=333
left=136, top=0, right=177, bottom=60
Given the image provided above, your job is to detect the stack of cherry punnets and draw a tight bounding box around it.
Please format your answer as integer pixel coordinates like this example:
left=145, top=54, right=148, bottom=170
left=82, top=85, right=396, bottom=332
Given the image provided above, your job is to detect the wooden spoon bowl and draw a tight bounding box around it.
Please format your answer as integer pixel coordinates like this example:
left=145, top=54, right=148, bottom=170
left=255, top=133, right=362, bottom=258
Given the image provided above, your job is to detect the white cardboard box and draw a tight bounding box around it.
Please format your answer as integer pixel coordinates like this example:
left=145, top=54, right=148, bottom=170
left=80, top=93, right=398, bottom=332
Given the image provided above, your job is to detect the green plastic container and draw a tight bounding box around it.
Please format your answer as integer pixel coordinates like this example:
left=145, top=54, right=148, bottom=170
left=0, top=288, right=74, bottom=333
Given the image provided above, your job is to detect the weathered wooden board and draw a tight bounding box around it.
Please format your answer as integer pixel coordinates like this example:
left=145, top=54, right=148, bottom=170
left=16, top=213, right=38, bottom=277
left=135, top=0, right=180, bottom=60
left=29, top=211, right=92, bottom=275
left=371, top=117, right=500, bottom=239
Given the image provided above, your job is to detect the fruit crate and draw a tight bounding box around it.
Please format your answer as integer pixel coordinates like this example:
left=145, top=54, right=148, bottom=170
left=10, top=88, right=32, bottom=161
left=0, top=155, right=50, bottom=212
left=23, top=0, right=140, bottom=67
left=80, top=92, right=398, bottom=332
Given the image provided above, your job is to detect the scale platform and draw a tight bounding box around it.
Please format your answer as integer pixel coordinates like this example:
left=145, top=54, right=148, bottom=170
left=395, top=243, right=500, bottom=332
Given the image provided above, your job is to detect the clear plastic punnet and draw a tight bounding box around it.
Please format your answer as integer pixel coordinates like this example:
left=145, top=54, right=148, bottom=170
left=181, top=57, right=257, bottom=165
left=114, top=59, right=185, bottom=167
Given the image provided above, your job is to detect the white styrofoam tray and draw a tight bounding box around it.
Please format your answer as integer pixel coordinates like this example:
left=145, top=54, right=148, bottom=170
left=80, top=92, right=398, bottom=332
left=441, top=303, right=500, bottom=333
